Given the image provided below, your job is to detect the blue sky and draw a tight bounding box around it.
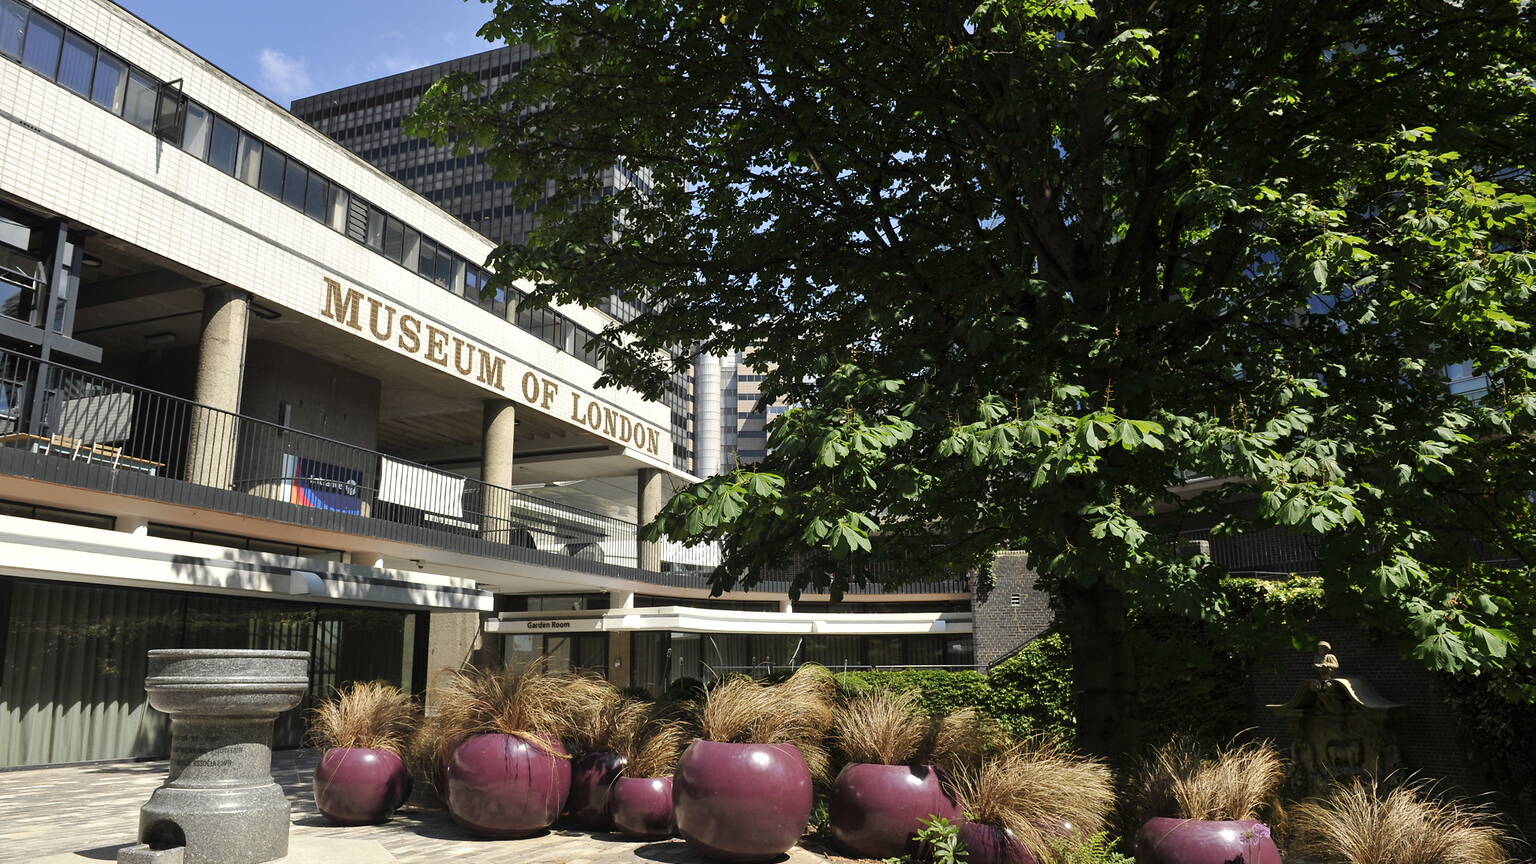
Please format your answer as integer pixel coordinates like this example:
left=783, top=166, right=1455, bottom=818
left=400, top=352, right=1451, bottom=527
left=118, top=0, right=501, bottom=107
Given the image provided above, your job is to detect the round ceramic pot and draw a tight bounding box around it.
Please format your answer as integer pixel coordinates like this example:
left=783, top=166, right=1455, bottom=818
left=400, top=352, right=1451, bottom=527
left=958, top=822, right=1038, bottom=864
left=673, top=740, right=814, bottom=861
left=568, top=751, right=627, bottom=829
left=445, top=733, right=572, bottom=837
left=314, top=747, right=412, bottom=825
left=829, top=762, right=962, bottom=860
left=1134, top=818, right=1281, bottom=864
left=609, top=776, right=674, bottom=839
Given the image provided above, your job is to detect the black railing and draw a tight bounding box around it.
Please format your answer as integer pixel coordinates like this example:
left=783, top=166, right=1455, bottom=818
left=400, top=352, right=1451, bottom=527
left=0, top=348, right=638, bottom=565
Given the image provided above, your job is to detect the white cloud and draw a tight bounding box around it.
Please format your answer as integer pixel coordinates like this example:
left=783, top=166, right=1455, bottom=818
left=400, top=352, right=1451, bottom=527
left=257, top=48, right=314, bottom=102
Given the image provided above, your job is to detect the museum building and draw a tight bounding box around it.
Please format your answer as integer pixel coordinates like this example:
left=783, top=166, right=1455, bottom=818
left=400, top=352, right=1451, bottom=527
left=0, top=0, right=975, bottom=769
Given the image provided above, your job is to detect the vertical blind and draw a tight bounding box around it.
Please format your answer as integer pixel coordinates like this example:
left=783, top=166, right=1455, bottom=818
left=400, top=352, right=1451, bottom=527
left=0, top=578, right=417, bottom=768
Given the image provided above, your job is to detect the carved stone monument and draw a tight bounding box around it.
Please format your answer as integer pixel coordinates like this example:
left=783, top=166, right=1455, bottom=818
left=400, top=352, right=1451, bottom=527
left=118, top=649, right=311, bottom=864
left=1268, top=641, right=1403, bottom=798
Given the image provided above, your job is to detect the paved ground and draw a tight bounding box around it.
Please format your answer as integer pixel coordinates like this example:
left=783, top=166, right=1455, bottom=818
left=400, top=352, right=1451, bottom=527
left=0, top=750, right=830, bottom=864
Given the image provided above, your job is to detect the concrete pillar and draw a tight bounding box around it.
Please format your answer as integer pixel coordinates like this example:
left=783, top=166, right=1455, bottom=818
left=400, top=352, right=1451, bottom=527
left=425, top=611, right=491, bottom=713
left=607, top=632, right=632, bottom=688
left=481, top=399, right=517, bottom=543
left=694, top=353, right=722, bottom=477
left=612, top=590, right=636, bottom=610
left=779, top=597, right=794, bottom=613
left=348, top=549, right=385, bottom=568
left=116, top=514, right=149, bottom=536
left=186, top=284, right=249, bottom=490
left=637, top=467, right=665, bottom=571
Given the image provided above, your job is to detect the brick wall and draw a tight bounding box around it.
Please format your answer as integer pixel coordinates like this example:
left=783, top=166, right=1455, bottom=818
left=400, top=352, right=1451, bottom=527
left=972, top=551, right=1054, bottom=667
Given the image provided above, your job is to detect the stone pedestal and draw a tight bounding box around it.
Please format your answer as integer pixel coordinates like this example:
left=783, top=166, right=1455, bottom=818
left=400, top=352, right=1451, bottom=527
left=122, top=649, right=310, bottom=864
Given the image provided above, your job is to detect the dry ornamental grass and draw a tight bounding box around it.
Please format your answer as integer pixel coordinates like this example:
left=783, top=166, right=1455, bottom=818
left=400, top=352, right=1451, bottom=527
left=1134, top=737, right=1285, bottom=823
left=1291, top=778, right=1510, bottom=864
left=834, top=689, right=1004, bottom=769
left=430, top=662, right=619, bottom=759
left=309, top=681, right=418, bottom=754
left=698, top=666, right=838, bottom=784
left=620, top=719, right=693, bottom=778
left=950, top=739, right=1117, bottom=861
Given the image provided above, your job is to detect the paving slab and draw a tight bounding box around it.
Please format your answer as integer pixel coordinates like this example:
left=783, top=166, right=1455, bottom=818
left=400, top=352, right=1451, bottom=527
left=0, top=750, right=829, bottom=864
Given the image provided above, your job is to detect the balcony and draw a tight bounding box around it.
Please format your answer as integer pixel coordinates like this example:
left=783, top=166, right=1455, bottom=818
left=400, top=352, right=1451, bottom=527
left=0, top=346, right=640, bottom=568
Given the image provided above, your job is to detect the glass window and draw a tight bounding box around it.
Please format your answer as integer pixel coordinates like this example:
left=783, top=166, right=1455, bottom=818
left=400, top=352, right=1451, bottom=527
left=365, top=207, right=385, bottom=250
left=400, top=225, right=420, bottom=271
left=0, top=0, right=24, bottom=59
left=89, top=50, right=125, bottom=111
left=305, top=174, right=327, bottom=221
left=327, top=186, right=348, bottom=231
left=259, top=148, right=286, bottom=198
left=181, top=102, right=211, bottom=160
left=21, top=12, right=62, bottom=78
left=236, top=133, right=262, bottom=185
left=383, top=215, right=404, bottom=262
left=56, top=31, right=95, bottom=96
left=282, top=158, right=306, bottom=209
left=123, top=70, right=156, bottom=130
left=450, top=257, right=466, bottom=296
left=153, top=87, right=184, bottom=141
left=417, top=238, right=437, bottom=280
left=208, top=116, right=238, bottom=174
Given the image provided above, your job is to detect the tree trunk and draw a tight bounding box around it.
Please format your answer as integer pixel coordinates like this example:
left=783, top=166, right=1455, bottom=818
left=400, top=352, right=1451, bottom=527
left=1059, top=578, right=1141, bottom=770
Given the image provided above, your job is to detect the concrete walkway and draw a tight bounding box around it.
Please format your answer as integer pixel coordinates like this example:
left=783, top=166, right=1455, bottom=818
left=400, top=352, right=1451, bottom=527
left=0, top=750, right=829, bottom=864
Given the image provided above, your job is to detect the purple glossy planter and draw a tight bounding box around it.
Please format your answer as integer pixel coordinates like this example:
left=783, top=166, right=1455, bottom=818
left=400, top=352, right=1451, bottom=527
left=1135, top=818, right=1281, bottom=864
left=609, top=776, right=674, bottom=839
left=829, top=763, right=962, bottom=860
left=958, top=822, right=1039, bottom=864
left=445, top=733, right=572, bottom=837
left=314, top=747, right=412, bottom=825
left=674, top=740, right=814, bottom=861
left=568, top=751, right=627, bottom=829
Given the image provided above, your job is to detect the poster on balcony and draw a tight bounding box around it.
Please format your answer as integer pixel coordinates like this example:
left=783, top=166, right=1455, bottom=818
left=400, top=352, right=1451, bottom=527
left=282, top=454, right=364, bottom=514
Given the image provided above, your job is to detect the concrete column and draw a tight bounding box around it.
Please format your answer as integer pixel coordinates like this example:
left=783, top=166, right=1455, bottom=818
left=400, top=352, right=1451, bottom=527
left=115, top=515, right=149, bottom=536
left=637, top=467, right=665, bottom=571
left=779, top=597, right=794, bottom=613
left=348, top=549, right=385, bottom=568
left=612, top=590, right=636, bottom=610
left=607, top=631, right=632, bottom=688
left=186, top=284, right=249, bottom=490
left=694, top=353, right=722, bottom=477
left=481, top=399, right=517, bottom=543
left=425, top=611, right=491, bottom=713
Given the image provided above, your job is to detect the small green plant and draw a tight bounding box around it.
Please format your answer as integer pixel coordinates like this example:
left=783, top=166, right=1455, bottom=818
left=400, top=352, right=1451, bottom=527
left=913, top=815, right=967, bottom=864
left=1048, top=832, right=1134, bottom=864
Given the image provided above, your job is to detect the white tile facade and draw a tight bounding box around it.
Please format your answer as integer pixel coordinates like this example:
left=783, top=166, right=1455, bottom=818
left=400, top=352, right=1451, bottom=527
left=0, top=0, right=674, bottom=468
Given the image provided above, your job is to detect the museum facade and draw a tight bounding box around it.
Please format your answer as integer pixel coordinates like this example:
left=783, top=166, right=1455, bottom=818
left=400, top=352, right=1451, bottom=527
left=0, top=0, right=977, bottom=769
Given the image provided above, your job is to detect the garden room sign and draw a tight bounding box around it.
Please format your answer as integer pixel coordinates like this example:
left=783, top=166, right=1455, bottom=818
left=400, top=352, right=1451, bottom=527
left=319, top=277, right=665, bottom=457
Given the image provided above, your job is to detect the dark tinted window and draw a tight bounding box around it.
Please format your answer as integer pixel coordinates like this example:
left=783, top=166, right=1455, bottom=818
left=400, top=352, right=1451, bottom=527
left=383, top=215, right=403, bottom=262
left=123, top=69, right=156, bottom=130
left=0, top=0, right=24, bottom=59
left=89, top=50, right=125, bottom=111
left=305, top=174, right=327, bottom=221
left=400, top=225, right=420, bottom=271
left=365, top=207, right=384, bottom=250
left=259, top=148, right=286, bottom=198
left=282, top=158, right=306, bottom=209
left=56, top=30, right=94, bottom=95
left=208, top=116, right=237, bottom=174
left=20, top=11, right=61, bottom=78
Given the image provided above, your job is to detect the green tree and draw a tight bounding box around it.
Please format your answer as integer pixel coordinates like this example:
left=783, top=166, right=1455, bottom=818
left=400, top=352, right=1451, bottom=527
left=412, top=1, right=1536, bottom=762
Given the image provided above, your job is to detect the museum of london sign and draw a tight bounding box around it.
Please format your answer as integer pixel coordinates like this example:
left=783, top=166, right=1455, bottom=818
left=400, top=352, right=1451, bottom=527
left=321, top=278, right=663, bottom=457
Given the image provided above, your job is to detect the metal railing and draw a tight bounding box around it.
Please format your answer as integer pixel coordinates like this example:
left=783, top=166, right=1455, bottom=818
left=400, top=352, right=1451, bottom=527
left=0, top=348, right=638, bottom=565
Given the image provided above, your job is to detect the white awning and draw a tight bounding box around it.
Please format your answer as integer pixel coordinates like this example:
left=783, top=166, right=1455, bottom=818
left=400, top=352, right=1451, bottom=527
left=486, top=605, right=971, bottom=636
left=379, top=457, right=465, bottom=517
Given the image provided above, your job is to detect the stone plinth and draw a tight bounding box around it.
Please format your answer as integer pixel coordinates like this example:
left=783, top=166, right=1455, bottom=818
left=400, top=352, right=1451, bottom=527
left=124, top=649, right=311, bottom=864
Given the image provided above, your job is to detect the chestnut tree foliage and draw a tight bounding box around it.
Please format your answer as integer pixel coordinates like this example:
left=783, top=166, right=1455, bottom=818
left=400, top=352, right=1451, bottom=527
left=411, top=1, right=1536, bottom=758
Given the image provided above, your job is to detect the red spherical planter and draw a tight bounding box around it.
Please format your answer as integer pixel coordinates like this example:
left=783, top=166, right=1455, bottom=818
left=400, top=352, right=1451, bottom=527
left=609, top=776, right=674, bottom=839
left=673, top=740, right=814, bottom=861
left=829, top=763, right=962, bottom=860
left=568, top=751, right=626, bottom=829
left=314, top=747, right=412, bottom=825
left=1135, top=818, right=1280, bottom=864
left=445, top=733, right=572, bottom=837
left=958, top=822, right=1039, bottom=864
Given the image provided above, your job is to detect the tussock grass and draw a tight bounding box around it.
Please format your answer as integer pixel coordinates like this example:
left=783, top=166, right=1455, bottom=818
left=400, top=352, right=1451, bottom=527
left=699, top=665, right=837, bottom=784
left=1134, top=737, right=1285, bottom=822
left=430, top=662, right=616, bottom=757
left=1292, top=779, right=1510, bottom=864
left=834, top=690, right=1005, bottom=768
left=557, top=674, right=625, bottom=754
left=951, top=739, right=1117, bottom=861
left=309, top=681, right=418, bottom=754
left=406, top=711, right=453, bottom=800
left=619, top=718, right=694, bottom=778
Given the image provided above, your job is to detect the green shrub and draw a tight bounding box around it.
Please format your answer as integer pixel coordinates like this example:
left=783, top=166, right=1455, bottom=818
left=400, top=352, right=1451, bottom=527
left=985, top=633, right=1075, bottom=740
left=1050, top=833, right=1134, bottom=864
left=836, top=669, right=992, bottom=715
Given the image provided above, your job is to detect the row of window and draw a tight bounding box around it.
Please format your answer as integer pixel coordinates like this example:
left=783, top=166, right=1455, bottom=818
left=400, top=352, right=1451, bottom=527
left=0, top=0, right=611, bottom=371
left=294, top=57, right=529, bottom=123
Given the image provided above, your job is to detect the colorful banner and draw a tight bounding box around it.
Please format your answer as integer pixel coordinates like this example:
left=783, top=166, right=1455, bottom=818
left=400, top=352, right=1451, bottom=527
left=283, top=454, right=364, bottom=514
